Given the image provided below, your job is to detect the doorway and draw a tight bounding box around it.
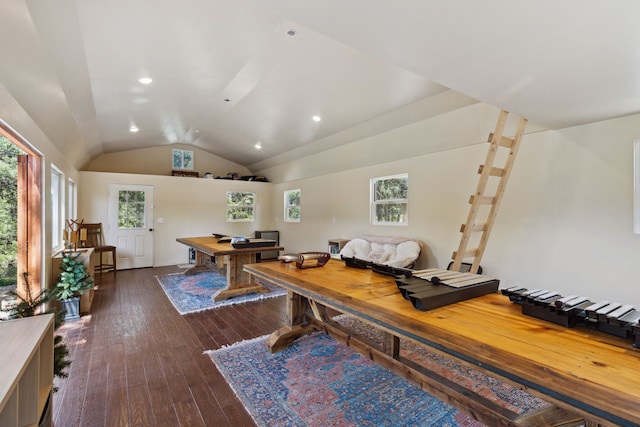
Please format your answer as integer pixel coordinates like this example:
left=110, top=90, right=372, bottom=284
left=107, top=184, right=154, bottom=269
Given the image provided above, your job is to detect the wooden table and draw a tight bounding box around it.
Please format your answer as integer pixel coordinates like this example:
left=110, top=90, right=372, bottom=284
left=176, top=236, right=284, bottom=301
left=244, top=259, right=640, bottom=427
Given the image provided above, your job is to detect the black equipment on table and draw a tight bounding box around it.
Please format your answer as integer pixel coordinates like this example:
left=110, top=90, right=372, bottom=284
left=394, top=268, right=500, bottom=311
left=340, top=255, right=413, bottom=277
left=230, top=238, right=277, bottom=249
left=502, top=286, right=640, bottom=348
left=341, top=257, right=499, bottom=311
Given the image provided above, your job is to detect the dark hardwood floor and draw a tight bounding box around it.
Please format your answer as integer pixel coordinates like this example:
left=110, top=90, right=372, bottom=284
left=52, top=265, right=287, bottom=427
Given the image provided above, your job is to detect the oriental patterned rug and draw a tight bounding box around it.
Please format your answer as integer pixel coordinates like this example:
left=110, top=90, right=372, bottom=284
left=155, top=271, right=285, bottom=315
left=207, top=332, right=486, bottom=427
left=333, top=315, right=551, bottom=416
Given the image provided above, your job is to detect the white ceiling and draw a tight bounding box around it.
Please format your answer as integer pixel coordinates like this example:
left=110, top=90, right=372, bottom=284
left=10, top=0, right=640, bottom=169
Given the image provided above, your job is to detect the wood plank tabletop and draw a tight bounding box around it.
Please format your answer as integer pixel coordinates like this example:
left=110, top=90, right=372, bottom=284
left=176, top=236, right=284, bottom=256
left=245, top=259, right=640, bottom=426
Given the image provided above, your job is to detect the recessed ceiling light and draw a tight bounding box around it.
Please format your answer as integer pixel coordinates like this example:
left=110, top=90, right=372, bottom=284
left=312, top=115, right=322, bottom=122
left=129, top=124, right=139, bottom=133
left=138, top=77, right=153, bottom=85
left=254, top=142, right=262, bottom=149
left=286, top=29, right=296, bottom=36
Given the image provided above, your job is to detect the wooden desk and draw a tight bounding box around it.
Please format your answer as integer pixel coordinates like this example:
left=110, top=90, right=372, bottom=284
left=177, top=236, right=284, bottom=301
left=244, top=259, right=640, bottom=427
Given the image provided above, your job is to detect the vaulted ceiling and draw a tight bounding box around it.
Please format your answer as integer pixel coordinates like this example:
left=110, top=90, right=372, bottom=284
left=4, top=0, right=639, bottom=170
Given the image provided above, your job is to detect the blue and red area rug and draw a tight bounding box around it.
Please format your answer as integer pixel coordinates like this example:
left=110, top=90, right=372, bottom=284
left=333, top=316, right=550, bottom=416
left=207, top=332, right=486, bottom=427
left=155, top=271, right=285, bottom=315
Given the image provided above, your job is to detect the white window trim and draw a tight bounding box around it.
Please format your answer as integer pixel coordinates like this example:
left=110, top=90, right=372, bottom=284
left=51, top=164, right=65, bottom=251
left=370, top=173, right=408, bottom=226
left=634, top=140, right=640, bottom=233
left=67, top=178, right=77, bottom=221
left=118, top=189, right=148, bottom=229
left=172, top=149, right=194, bottom=170
left=284, top=189, right=301, bottom=223
left=226, top=191, right=256, bottom=222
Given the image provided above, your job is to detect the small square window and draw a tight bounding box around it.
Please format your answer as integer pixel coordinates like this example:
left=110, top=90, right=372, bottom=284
left=371, top=174, right=408, bottom=225
left=172, top=149, right=194, bottom=170
left=227, top=191, right=255, bottom=222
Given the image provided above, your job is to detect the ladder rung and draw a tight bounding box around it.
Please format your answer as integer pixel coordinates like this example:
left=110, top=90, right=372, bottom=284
left=452, top=248, right=478, bottom=259
left=460, top=223, right=486, bottom=233
left=477, top=165, right=504, bottom=177
left=469, top=195, right=494, bottom=205
left=488, top=132, right=514, bottom=148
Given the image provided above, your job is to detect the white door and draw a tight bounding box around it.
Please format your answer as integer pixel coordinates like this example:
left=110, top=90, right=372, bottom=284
left=107, top=184, right=154, bottom=269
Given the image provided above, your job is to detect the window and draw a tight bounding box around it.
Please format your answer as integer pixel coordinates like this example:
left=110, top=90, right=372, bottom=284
left=118, top=190, right=147, bottom=228
left=172, top=149, right=194, bottom=170
left=0, top=122, right=42, bottom=295
left=284, top=189, right=301, bottom=222
left=634, top=140, right=640, bottom=233
left=371, top=173, right=408, bottom=225
left=227, top=191, right=255, bottom=222
left=51, top=165, right=65, bottom=249
left=0, top=136, right=23, bottom=288
left=67, top=178, right=77, bottom=221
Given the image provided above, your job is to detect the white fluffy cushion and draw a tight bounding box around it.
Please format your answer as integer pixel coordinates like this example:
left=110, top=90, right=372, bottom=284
left=390, top=240, right=421, bottom=268
left=339, top=237, right=420, bottom=268
left=338, top=238, right=371, bottom=259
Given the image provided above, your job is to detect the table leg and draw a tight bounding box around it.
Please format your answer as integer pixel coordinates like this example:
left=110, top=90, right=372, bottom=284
left=183, top=250, right=214, bottom=275
left=183, top=265, right=211, bottom=275
left=381, top=331, right=400, bottom=359
left=212, top=253, right=270, bottom=301
left=266, top=291, right=316, bottom=353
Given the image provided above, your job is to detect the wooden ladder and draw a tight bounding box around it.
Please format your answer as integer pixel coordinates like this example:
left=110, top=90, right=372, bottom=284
left=451, top=110, right=528, bottom=273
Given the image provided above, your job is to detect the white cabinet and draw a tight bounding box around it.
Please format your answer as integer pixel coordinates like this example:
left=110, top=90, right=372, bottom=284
left=0, top=314, right=54, bottom=427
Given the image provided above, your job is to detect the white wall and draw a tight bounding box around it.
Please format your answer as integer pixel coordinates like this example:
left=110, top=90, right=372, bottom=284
left=254, top=103, right=547, bottom=183
left=0, top=84, right=82, bottom=290
left=269, top=111, right=640, bottom=305
left=86, top=144, right=252, bottom=177
left=78, top=172, right=275, bottom=267
left=0, top=0, right=89, bottom=289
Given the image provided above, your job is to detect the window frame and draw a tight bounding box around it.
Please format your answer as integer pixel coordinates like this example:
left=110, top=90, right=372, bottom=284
left=634, top=139, right=640, bottom=233
left=284, top=189, right=301, bottom=223
left=67, top=178, right=77, bottom=221
left=172, top=149, right=194, bottom=170
left=1, top=121, right=42, bottom=296
left=50, top=164, right=65, bottom=250
left=370, top=173, right=409, bottom=226
left=118, top=189, right=147, bottom=229
left=226, top=191, right=256, bottom=222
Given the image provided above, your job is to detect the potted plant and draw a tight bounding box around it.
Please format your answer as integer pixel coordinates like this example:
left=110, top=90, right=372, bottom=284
left=52, top=251, right=94, bottom=320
